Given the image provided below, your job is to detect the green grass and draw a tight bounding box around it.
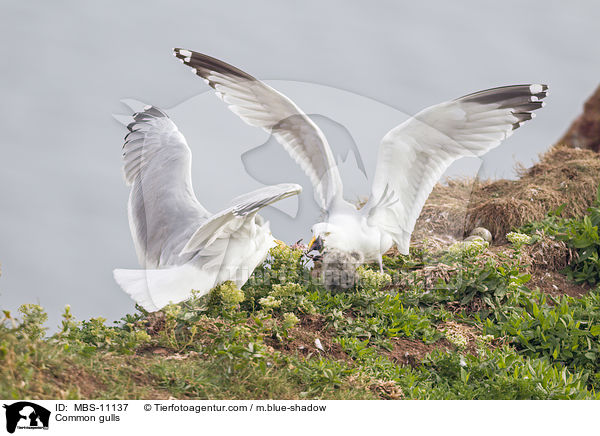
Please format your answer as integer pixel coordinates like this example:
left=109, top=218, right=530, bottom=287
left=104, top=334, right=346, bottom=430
left=3, top=206, right=600, bottom=400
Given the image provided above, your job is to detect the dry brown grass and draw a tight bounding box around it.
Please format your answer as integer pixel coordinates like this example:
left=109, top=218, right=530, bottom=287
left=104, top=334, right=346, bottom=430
left=520, top=232, right=575, bottom=273
left=413, top=144, right=600, bottom=246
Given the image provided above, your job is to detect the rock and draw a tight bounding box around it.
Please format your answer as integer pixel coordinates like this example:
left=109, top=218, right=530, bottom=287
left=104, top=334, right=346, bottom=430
left=469, top=227, right=492, bottom=242
left=559, top=85, right=600, bottom=151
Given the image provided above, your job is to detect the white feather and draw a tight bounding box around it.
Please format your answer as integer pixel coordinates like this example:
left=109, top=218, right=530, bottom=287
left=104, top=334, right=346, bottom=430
left=172, top=50, right=548, bottom=265
left=172, top=48, right=342, bottom=210
left=115, top=105, right=301, bottom=310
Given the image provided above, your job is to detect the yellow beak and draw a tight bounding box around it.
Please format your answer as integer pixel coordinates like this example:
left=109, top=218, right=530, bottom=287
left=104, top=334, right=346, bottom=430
left=307, top=235, right=323, bottom=252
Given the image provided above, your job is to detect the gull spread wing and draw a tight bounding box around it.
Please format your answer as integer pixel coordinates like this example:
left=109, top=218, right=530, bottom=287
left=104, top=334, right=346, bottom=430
left=365, top=84, right=548, bottom=254
left=180, top=183, right=302, bottom=254
left=173, top=48, right=342, bottom=210
left=122, top=105, right=210, bottom=267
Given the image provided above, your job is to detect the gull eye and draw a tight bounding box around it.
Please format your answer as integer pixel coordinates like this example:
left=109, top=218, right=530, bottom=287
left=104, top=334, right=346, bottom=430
left=324, top=232, right=331, bottom=237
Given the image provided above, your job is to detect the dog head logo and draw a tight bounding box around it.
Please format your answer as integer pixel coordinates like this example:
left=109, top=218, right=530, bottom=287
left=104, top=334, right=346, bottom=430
left=2, top=402, right=50, bottom=433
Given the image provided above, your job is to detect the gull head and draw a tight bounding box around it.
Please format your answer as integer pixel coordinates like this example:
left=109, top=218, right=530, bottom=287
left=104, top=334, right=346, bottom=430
left=307, top=222, right=339, bottom=258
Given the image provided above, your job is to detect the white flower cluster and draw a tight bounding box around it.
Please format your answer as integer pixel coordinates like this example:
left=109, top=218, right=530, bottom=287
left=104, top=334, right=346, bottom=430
left=357, top=267, right=392, bottom=291
left=506, top=231, right=532, bottom=248
left=282, top=312, right=299, bottom=329
left=475, top=334, right=494, bottom=354
left=259, top=295, right=281, bottom=310
left=445, top=329, right=468, bottom=349
left=271, top=283, right=303, bottom=298
left=269, top=241, right=303, bottom=263
left=264, top=283, right=316, bottom=314
left=448, top=237, right=489, bottom=257
left=214, top=281, right=245, bottom=306
left=207, top=281, right=245, bottom=310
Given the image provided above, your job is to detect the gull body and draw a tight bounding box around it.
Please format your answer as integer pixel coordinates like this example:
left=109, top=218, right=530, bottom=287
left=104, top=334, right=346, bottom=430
left=113, top=105, right=301, bottom=311
left=312, top=201, right=393, bottom=266
left=173, top=48, right=548, bottom=270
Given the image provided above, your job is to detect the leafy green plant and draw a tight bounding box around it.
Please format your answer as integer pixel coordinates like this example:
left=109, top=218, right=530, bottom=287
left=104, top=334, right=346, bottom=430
left=483, top=290, right=600, bottom=388
left=3, top=213, right=600, bottom=400
left=57, top=311, right=150, bottom=355
left=419, top=254, right=532, bottom=317
left=412, top=347, right=596, bottom=399
left=520, top=184, right=600, bottom=284
left=17, top=304, right=48, bottom=341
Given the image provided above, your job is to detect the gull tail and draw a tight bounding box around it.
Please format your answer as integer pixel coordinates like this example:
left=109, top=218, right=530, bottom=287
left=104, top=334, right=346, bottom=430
left=113, top=263, right=213, bottom=312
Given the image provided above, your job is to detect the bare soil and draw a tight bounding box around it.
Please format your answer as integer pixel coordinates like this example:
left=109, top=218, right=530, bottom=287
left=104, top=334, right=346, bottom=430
left=385, top=337, right=451, bottom=367
left=527, top=270, right=590, bottom=299
left=267, top=314, right=349, bottom=361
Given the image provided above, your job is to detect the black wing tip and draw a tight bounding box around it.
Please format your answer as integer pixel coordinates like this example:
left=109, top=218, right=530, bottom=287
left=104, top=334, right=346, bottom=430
left=173, top=47, right=192, bottom=61
left=460, top=83, right=549, bottom=100
left=125, top=106, right=169, bottom=136
left=456, top=84, right=550, bottom=132
left=460, top=84, right=549, bottom=119
left=530, top=84, right=549, bottom=99
left=172, top=47, right=255, bottom=82
left=132, top=105, right=168, bottom=120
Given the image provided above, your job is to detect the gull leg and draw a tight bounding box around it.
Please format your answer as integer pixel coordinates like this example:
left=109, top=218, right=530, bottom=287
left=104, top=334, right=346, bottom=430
left=378, top=256, right=384, bottom=273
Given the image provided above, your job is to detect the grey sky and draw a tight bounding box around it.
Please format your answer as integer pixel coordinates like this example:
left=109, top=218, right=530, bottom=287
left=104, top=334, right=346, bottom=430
left=1, top=0, right=599, bottom=330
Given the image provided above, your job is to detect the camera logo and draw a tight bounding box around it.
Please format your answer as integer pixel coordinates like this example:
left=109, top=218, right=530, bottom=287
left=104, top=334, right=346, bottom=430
left=2, top=402, right=50, bottom=433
